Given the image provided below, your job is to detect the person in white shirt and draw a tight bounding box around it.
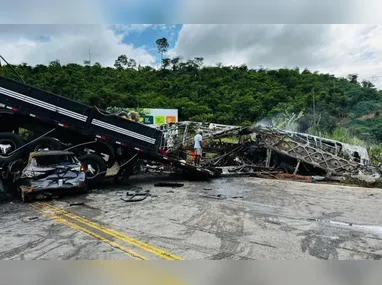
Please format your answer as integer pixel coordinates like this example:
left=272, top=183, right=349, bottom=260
left=194, top=130, right=203, bottom=166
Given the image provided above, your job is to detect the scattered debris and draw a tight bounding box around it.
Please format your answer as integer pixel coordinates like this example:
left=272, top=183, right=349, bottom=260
left=154, top=182, right=184, bottom=188
left=69, top=202, right=85, bottom=206
left=276, top=173, right=312, bottom=182
left=250, top=171, right=281, bottom=179
left=199, top=194, right=227, bottom=200
left=160, top=121, right=382, bottom=186
left=311, top=176, right=327, bottom=182
left=121, top=189, right=152, bottom=202
left=199, top=193, right=243, bottom=200
left=128, top=186, right=143, bottom=191
left=28, top=216, right=38, bottom=221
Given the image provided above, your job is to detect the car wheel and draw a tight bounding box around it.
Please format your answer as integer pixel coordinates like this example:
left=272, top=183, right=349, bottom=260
left=0, top=133, right=24, bottom=163
left=78, top=154, right=107, bottom=186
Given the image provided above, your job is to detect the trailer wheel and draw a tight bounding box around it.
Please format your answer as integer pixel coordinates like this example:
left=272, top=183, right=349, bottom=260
left=78, top=154, right=107, bottom=185
left=0, top=133, right=24, bottom=163
left=29, top=137, right=62, bottom=152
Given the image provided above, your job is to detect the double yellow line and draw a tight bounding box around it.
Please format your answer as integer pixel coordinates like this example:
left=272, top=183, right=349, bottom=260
left=31, top=202, right=183, bottom=260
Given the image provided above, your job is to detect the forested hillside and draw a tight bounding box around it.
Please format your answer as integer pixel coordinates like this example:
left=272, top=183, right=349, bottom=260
left=1, top=55, right=381, bottom=146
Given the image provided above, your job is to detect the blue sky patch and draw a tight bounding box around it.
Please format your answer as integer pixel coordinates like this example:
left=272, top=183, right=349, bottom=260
left=119, top=24, right=182, bottom=57
left=105, top=0, right=180, bottom=24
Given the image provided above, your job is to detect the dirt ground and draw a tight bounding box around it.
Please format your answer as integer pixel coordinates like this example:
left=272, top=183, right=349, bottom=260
left=1, top=175, right=382, bottom=260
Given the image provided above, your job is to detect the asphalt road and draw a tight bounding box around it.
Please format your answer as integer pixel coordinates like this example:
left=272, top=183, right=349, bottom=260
left=1, top=175, right=382, bottom=260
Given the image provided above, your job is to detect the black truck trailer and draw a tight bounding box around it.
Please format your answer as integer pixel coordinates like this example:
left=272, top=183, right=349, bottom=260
left=0, top=76, right=217, bottom=190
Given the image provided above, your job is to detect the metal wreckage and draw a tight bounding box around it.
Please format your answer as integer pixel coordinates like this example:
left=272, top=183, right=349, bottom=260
left=151, top=121, right=382, bottom=185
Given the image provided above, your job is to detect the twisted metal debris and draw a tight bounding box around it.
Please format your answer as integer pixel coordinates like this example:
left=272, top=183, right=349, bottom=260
left=162, top=121, right=381, bottom=183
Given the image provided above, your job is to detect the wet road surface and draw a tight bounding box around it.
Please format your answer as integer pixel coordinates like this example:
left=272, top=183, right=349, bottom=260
left=1, top=175, right=382, bottom=260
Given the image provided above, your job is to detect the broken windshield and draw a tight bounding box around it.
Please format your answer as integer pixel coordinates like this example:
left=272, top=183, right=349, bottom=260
left=35, top=155, right=78, bottom=167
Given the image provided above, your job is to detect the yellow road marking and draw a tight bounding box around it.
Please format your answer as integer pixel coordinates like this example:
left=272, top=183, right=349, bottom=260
left=31, top=204, right=148, bottom=260
left=38, top=202, right=183, bottom=260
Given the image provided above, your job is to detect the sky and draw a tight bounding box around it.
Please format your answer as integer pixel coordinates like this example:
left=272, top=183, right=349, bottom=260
left=1, top=0, right=382, bottom=87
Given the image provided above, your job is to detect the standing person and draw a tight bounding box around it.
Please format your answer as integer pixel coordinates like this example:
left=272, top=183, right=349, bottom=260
left=194, top=130, right=203, bottom=166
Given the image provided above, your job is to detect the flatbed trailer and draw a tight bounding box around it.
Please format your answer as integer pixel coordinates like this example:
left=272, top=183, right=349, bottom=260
left=0, top=76, right=218, bottom=188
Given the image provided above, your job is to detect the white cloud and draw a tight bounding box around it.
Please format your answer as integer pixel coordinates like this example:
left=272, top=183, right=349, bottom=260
left=175, top=24, right=382, bottom=87
left=3, top=22, right=382, bottom=89
left=0, top=25, right=156, bottom=67
left=113, top=24, right=175, bottom=35
left=113, top=24, right=155, bottom=34
left=0, top=0, right=105, bottom=24
left=176, top=0, right=363, bottom=24
left=176, top=0, right=382, bottom=24
left=0, top=1, right=157, bottom=67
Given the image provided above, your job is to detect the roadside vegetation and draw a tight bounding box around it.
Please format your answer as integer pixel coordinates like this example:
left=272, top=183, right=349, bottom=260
left=1, top=38, right=381, bottom=165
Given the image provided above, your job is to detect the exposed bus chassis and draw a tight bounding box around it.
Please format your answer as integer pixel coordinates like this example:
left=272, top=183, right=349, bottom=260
left=162, top=121, right=382, bottom=184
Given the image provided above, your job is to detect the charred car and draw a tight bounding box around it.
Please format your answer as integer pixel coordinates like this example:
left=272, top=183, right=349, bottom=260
left=17, top=150, right=87, bottom=202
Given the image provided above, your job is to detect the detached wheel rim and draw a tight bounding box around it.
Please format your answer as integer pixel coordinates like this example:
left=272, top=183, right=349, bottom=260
left=85, top=162, right=100, bottom=179
left=0, top=139, right=17, bottom=158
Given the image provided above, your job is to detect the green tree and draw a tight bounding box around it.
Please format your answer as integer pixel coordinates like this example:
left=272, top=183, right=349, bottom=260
left=2, top=54, right=382, bottom=144
left=114, top=55, right=128, bottom=69
left=155, top=37, right=169, bottom=64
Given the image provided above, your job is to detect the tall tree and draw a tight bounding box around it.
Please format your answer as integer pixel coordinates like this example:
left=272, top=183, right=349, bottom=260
left=127, top=59, right=137, bottom=69
left=170, top=57, right=181, bottom=71
left=162, top=58, right=171, bottom=69
left=155, top=37, right=169, bottom=65
left=362, top=80, right=374, bottom=88
left=348, top=73, right=358, bottom=84
left=194, top=57, right=204, bottom=68
left=114, top=55, right=128, bottom=69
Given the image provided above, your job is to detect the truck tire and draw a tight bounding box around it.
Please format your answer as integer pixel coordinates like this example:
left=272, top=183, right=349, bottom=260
left=29, top=137, right=62, bottom=152
left=78, top=154, right=107, bottom=185
left=0, top=133, right=24, bottom=163
left=72, top=141, right=116, bottom=168
left=97, top=141, right=116, bottom=168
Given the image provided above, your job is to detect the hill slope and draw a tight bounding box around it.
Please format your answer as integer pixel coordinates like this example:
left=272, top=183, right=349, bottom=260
left=1, top=56, right=381, bottom=144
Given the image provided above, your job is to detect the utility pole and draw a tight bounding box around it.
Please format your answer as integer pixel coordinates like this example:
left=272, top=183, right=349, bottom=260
left=88, top=45, right=92, bottom=80
left=88, top=45, right=92, bottom=67
left=312, top=88, right=316, bottom=126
